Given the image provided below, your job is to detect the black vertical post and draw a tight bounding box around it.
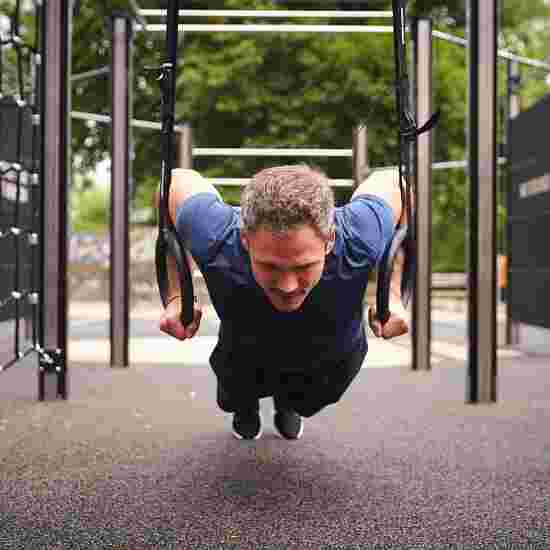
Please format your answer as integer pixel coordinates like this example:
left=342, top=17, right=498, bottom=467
left=39, top=0, right=71, bottom=400
left=412, top=18, right=433, bottom=372
left=110, top=13, right=132, bottom=368
left=467, top=0, right=498, bottom=403
left=352, top=125, right=369, bottom=189
left=505, top=60, right=520, bottom=347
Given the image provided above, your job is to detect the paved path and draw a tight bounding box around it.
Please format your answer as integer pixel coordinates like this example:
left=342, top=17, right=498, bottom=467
left=66, top=301, right=525, bottom=368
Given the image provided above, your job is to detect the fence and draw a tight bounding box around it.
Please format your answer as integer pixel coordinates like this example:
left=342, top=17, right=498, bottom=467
left=1, top=0, right=71, bottom=401
left=0, top=0, right=41, bottom=372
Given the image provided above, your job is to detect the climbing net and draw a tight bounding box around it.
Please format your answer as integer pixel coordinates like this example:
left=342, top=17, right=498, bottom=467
left=0, top=0, right=42, bottom=372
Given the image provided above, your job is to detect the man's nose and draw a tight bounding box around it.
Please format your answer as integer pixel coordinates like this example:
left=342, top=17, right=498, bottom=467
left=274, top=270, right=299, bottom=293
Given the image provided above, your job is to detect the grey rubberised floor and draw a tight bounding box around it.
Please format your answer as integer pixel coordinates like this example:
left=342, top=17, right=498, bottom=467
left=1, top=354, right=550, bottom=549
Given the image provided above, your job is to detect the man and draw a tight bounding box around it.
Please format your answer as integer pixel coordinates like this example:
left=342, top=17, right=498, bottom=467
left=157, top=165, right=409, bottom=440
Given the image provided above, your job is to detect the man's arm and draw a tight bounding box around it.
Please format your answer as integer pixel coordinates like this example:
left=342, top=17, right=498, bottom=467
left=155, top=169, right=221, bottom=339
left=155, top=168, right=222, bottom=228
left=352, top=168, right=410, bottom=338
left=351, top=168, right=403, bottom=228
left=154, top=169, right=221, bottom=301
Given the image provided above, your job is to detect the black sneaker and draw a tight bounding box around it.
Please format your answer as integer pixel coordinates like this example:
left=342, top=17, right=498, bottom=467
left=232, top=407, right=262, bottom=440
left=274, top=407, right=303, bottom=440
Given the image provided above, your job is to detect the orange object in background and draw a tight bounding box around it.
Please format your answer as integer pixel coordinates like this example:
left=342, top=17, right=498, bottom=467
left=498, top=255, right=508, bottom=289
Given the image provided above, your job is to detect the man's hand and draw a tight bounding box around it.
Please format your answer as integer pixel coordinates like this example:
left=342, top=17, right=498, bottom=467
left=159, top=297, right=202, bottom=340
left=368, top=300, right=409, bottom=339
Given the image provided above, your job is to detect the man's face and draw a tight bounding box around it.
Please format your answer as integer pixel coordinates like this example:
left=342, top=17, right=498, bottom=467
left=241, top=224, right=334, bottom=312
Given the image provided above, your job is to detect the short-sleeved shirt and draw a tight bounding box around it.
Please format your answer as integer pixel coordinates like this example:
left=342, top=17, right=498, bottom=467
left=176, top=193, right=394, bottom=376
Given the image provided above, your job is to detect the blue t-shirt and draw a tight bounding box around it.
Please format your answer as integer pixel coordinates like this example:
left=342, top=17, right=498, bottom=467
left=176, top=193, right=394, bottom=373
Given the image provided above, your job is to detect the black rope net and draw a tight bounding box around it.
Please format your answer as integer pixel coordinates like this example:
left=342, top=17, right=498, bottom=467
left=0, top=0, right=41, bottom=373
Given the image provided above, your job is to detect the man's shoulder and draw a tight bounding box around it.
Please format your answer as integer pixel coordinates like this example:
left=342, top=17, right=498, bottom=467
left=340, top=193, right=394, bottom=214
left=332, top=194, right=395, bottom=268
left=177, top=192, right=239, bottom=224
left=175, top=192, right=242, bottom=266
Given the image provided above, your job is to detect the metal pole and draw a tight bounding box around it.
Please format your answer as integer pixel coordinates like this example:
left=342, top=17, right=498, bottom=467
left=467, top=0, right=498, bottom=403
left=412, top=18, right=433, bottom=372
left=110, top=13, right=132, bottom=368
left=505, top=60, right=521, bottom=347
left=352, top=125, right=368, bottom=188
left=177, top=123, right=193, bottom=169
left=39, top=0, right=71, bottom=400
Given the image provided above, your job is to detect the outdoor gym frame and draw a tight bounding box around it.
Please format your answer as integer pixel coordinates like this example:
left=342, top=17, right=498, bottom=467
left=65, top=6, right=549, bottom=403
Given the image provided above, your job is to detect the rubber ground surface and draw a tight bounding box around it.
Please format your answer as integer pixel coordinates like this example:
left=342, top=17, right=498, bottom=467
left=1, top=351, right=549, bottom=549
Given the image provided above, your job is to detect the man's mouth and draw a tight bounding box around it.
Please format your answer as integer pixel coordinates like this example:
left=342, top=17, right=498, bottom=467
left=271, top=291, right=305, bottom=302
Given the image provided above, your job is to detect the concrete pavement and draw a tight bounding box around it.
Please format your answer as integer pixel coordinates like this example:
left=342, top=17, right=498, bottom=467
left=67, top=300, right=526, bottom=368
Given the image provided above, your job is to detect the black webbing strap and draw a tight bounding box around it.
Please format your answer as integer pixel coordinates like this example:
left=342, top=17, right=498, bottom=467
left=375, top=0, right=439, bottom=324
left=155, top=0, right=195, bottom=326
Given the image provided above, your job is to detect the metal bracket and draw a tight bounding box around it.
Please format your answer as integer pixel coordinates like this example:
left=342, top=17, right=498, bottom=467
left=38, top=348, right=67, bottom=400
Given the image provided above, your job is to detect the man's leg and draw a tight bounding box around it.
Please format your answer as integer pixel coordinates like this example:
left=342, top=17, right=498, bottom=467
left=214, top=366, right=274, bottom=440
left=275, top=347, right=365, bottom=420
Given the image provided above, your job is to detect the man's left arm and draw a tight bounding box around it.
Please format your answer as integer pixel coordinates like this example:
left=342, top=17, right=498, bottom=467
left=352, top=168, right=410, bottom=339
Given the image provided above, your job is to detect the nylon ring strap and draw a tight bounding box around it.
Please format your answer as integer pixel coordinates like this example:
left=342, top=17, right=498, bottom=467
left=375, top=0, right=439, bottom=325
left=155, top=0, right=195, bottom=326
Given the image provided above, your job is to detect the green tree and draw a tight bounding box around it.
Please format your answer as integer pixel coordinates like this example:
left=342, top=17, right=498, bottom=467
left=2, top=0, right=549, bottom=269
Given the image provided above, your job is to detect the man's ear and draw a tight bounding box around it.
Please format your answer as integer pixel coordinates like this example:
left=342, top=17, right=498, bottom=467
left=325, top=227, right=336, bottom=255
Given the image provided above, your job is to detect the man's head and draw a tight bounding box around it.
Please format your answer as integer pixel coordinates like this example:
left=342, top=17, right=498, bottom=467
left=240, top=165, right=336, bottom=312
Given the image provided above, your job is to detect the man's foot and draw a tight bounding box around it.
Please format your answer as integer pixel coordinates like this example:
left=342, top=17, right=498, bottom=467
left=273, top=403, right=304, bottom=440
left=232, top=406, right=262, bottom=440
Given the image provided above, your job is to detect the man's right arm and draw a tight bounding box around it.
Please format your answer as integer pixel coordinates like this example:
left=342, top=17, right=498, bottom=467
left=154, top=169, right=222, bottom=301
left=155, top=169, right=221, bottom=339
left=155, top=168, right=222, bottom=229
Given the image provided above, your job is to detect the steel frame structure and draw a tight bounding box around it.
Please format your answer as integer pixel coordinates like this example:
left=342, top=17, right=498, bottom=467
left=72, top=5, right=550, bottom=405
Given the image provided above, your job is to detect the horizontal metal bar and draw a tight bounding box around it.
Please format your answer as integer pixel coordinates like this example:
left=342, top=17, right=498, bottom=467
left=207, top=177, right=355, bottom=188
left=195, top=147, right=352, bottom=158
left=72, top=111, right=168, bottom=130
left=71, top=66, right=110, bottom=83
left=202, top=158, right=506, bottom=179
left=432, top=158, right=507, bottom=170
left=497, top=50, right=550, bottom=71
left=143, top=24, right=394, bottom=34
left=433, top=159, right=467, bottom=170
left=71, top=110, right=111, bottom=124
left=432, top=29, right=467, bottom=47
left=74, top=117, right=508, bottom=169
left=139, top=9, right=394, bottom=19
left=72, top=113, right=353, bottom=156
left=73, top=111, right=510, bottom=167
left=139, top=21, right=550, bottom=70
left=433, top=30, right=550, bottom=71
left=72, top=111, right=207, bottom=133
